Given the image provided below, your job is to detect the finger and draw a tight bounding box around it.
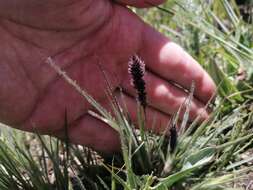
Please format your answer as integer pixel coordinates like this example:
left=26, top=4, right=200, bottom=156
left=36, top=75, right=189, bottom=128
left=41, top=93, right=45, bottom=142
left=122, top=71, right=209, bottom=122
left=58, top=92, right=171, bottom=153
left=116, top=0, right=165, bottom=8
left=139, top=25, right=216, bottom=103
left=57, top=114, right=121, bottom=153
left=100, top=92, right=172, bottom=133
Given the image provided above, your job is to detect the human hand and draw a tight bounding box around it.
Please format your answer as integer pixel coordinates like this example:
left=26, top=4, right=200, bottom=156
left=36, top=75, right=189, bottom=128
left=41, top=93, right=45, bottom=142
left=0, top=0, right=216, bottom=152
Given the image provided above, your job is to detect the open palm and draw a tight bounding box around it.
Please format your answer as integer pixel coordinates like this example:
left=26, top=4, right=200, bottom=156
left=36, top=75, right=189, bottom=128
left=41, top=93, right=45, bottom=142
left=0, top=0, right=215, bottom=152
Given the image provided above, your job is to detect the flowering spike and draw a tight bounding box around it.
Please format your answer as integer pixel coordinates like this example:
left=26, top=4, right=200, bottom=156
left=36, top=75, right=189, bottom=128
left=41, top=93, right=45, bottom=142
left=169, top=125, right=177, bottom=153
left=128, top=55, right=147, bottom=109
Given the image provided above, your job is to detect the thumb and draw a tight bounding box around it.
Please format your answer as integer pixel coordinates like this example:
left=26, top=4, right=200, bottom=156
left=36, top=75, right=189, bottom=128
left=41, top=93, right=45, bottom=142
left=115, top=0, right=166, bottom=8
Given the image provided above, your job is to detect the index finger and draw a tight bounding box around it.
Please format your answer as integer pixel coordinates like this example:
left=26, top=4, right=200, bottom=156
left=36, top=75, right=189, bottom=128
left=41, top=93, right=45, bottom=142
left=116, top=0, right=165, bottom=8
left=139, top=24, right=216, bottom=103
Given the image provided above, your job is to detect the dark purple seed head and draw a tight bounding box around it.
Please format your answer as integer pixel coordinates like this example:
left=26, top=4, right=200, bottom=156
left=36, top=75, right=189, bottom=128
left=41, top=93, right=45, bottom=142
left=169, top=125, right=178, bottom=153
left=128, top=55, right=147, bottom=109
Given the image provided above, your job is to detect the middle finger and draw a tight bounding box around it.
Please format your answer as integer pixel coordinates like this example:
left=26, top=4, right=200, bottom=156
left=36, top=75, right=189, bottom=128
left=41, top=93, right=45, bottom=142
left=122, top=70, right=209, bottom=122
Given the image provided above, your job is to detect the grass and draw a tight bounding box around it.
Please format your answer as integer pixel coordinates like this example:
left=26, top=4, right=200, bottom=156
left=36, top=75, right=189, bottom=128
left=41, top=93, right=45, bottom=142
left=0, top=0, right=252, bottom=189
